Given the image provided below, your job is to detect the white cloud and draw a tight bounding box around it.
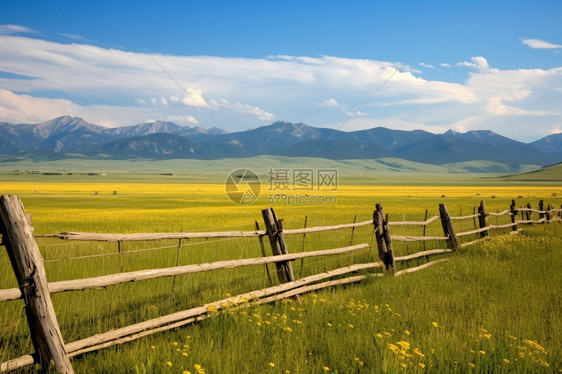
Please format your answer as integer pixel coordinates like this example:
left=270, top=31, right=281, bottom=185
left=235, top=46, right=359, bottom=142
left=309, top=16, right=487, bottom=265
left=440, top=63, right=452, bottom=68
left=321, top=98, right=341, bottom=107
left=0, top=35, right=561, bottom=141
left=419, top=62, right=435, bottom=69
left=522, top=38, right=562, bottom=49
left=181, top=88, right=208, bottom=108
left=457, top=56, right=490, bottom=71
left=0, top=24, right=35, bottom=34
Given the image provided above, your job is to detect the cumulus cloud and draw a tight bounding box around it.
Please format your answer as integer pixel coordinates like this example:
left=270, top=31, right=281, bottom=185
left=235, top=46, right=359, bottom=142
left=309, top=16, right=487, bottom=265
left=522, top=38, right=562, bottom=49
left=458, top=56, right=490, bottom=71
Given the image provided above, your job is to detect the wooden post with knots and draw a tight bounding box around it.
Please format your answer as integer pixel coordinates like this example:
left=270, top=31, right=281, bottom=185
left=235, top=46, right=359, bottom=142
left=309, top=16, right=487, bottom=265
left=0, top=195, right=74, bottom=373
left=439, top=203, right=458, bottom=250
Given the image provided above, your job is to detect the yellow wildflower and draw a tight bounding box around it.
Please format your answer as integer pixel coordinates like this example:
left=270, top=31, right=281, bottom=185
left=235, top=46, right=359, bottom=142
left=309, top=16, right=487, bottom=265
left=400, top=363, right=407, bottom=368
left=348, top=324, right=354, bottom=328
left=431, top=322, right=438, bottom=327
left=404, top=330, right=410, bottom=335
left=388, top=343, right=400, bottom=354
left=468, top=363, right=475, bottom=368
left=397, top=341, right=410, bottom=351
left=269, top=363, right=275, bottom=368
left=418, top=363, right=425, bottom=369
left=326, top=322, right=332, bottom=327
left=376, top=333, right=383, bottom=338
left=413, top=348, right=425, bottom=358
left=502, top=359, right=510, bottom=364
left=150, top=345, right=156, bottom=349
left=166, top=361, right=172, bottom=367
left=182, top=352, right=188, bottom=357
left=183, top=371, right=191, bottom=374
left=322, top=366, right=330, bottom=372
left=479, top=350, right=485, bottom=355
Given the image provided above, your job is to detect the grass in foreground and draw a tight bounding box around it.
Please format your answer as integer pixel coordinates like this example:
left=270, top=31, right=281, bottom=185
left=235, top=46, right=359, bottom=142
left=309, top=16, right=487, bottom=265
left=66, top=225, right=561, bottom=374
left=0, top=182, right=561, bottom=373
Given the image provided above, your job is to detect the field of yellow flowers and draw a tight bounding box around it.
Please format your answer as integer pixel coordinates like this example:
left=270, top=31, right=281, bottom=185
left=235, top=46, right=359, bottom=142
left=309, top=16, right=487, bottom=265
left=0, top=180, right=561, bottom=373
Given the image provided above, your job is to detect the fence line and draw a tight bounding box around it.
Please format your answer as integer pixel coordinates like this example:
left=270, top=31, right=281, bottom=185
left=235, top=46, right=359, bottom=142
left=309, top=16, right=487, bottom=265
left=1, top=196, right=560, bottom=372
left=0, top=243, right=369, bottom=303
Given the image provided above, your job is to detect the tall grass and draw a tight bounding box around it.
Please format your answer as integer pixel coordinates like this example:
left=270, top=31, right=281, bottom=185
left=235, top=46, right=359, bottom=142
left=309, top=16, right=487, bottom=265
left=0, top=182, right=560, bottom=373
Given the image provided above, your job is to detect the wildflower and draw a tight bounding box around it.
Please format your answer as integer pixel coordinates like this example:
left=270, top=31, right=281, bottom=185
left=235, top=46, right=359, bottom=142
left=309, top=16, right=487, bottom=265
left=388, top=343, right=400, bottom=354
left=404, top=330, right=410, bottom=335
left=468, top=363, right=475, bottom=368
left=358, top=361, right=364, bottom=367
left=431, top=322, right=438, bottom=327
left=285, top=371, right=290, bottom=374
left=400, top=363, right=407, bottom=368
left=397, top=341, right=410, bottom=351
left=182, top=352, right=188, bottom=357
left=376, top=333, right=383, bottom=338
left=326, top=322, right=332, bottom=327
left=194, top=364, right=202, bottom=370
left=413, top=348, right=425, bottom=358
left=166, top=361, right=172, bottom=367
left=322, top=366, right=330, bottom=372
left=150, top=345, right=156, bottom=349
left=348, top=324, right=354, bottom=328
left=269, top=362, right=275, bottom=368
left=383, top=331, right=392, bottom=337
left=479, top=350, right=485, bottom=355
left=172, top=342, right=178, bottom=346
left=183, top=371, right=191, bottom=374
left=502, top=359, right=510, bottom=364
left=283, top=326, right=293, bottom=332
left=257, top=322, right=262, bottom=326
left=418, top=363, right=425, bottom=369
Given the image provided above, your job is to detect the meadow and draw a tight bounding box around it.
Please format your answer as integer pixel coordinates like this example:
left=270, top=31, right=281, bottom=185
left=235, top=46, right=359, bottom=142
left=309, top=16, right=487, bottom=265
left=0, top=177, right=561, bottom=373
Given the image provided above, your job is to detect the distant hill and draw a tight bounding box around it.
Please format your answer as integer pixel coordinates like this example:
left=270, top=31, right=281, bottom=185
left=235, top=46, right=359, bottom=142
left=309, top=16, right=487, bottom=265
left=500, top=162, right=562, bottom=181
left=0, top=116, right=560, bottom=168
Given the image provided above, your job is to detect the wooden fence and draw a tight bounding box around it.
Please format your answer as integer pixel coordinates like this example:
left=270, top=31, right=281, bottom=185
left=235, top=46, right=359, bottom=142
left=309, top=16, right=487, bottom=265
left=0, top=196, right=561, bottom=372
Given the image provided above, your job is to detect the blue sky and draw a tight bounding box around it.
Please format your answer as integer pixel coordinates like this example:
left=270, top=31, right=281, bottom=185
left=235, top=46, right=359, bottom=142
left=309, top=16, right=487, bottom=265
left=1, top=0, right=561, bottom=141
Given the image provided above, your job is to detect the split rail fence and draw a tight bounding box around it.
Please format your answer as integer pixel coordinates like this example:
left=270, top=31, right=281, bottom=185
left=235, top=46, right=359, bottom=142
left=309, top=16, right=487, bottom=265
left=0, top=195, right=561, bottom=372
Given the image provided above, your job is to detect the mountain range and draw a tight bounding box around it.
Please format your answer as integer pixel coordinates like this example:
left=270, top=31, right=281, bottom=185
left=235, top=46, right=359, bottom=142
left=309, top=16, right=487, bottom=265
left=1, top=116, right=561, bottom=167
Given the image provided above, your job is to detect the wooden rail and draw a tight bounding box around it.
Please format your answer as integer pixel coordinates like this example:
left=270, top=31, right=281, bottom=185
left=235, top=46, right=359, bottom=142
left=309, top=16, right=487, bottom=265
left=0, top=244, right=369, bottom=302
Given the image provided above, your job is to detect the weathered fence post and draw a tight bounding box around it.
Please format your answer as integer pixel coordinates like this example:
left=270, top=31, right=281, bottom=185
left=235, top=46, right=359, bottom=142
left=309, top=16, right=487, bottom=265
left=525, top=203, right=531, bottom=221
left=261, top=208, right=296, bottom=284
left=0, top=195, right=74, bottom=374
left=439, top=203, right=458, bottom=250
left=373, top=204, right=395, bottom=273
left=255, top=220, right=273, bottom=285
left=538, top=200, right=545, bottom=222
left=349, top=214, right=357, bottom=246
left=510, top=200, right=518, bottom=232
left=546, top=204, right=551, bottom=223
left=478, top=200, right=489, bottom=238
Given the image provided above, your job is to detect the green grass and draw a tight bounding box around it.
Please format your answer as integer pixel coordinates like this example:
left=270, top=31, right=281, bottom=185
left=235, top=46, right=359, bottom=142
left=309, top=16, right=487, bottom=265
left=0, top=181, right=561, bottom=373
left=0, top=155, right=546, bottom=185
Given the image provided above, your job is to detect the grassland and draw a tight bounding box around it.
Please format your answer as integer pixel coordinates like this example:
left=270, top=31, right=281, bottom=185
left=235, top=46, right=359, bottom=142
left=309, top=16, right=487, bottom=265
left=0, top=178, right=561, bottom=373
